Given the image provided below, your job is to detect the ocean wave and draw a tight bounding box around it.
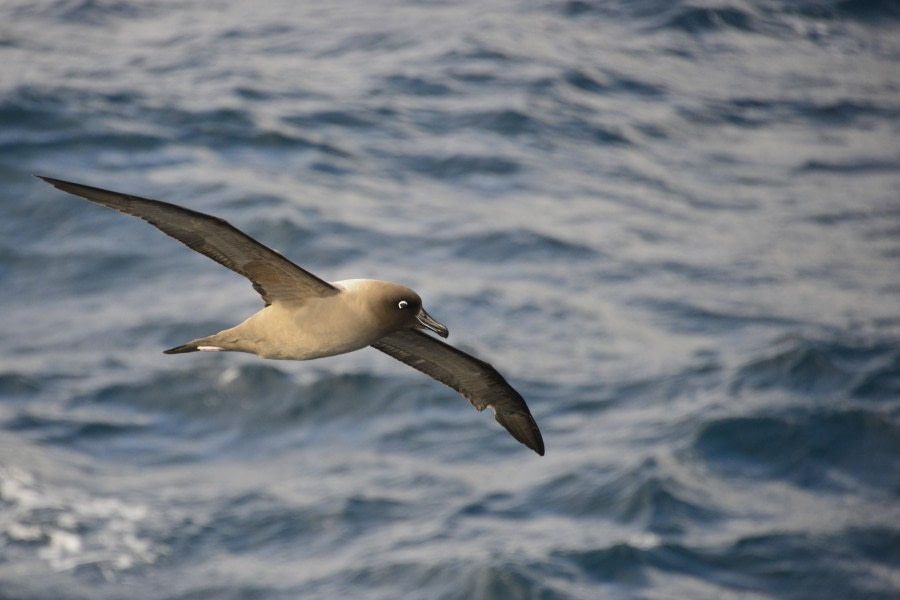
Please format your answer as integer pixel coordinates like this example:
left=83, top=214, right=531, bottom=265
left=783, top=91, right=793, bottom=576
left=451, top=228, right=596, bottom=262
left=731, top=335, right=899, bottom=396
left=397, top=152, right=520, bottom=179
left=555, top=523, right=900, bottom=598
left=531, top=457, right=721, bottom=534
left=0, top=371, right=41, bottom=398
left=661, top=5, right=759, bottom=34
left=796, top=157, right=900, bottom=174
left=0, top=465, right=163, bottom=581
left=675, top=96, right=900, bottom=131
left=282, top=110, right=380, bottom=130
left=694, top=408, right=900, bottom=492
left=830, top=0, right=900, bottom=22
left=375, top=74, right=456, bottom=98
left=6, top=412, right=146, bottom=446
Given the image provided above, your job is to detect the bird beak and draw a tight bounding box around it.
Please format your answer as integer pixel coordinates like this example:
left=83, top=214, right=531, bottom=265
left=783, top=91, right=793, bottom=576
left=416, top=308, right=449, bottom=338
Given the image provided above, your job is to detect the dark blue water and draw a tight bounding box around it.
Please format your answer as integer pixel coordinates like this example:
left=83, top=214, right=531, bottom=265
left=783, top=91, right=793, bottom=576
left=2, top=1, right=899, bottom=598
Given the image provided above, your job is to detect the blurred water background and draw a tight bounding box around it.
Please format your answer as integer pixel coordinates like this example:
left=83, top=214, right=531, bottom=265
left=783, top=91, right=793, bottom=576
left=1, top=1, right=899, bottom=598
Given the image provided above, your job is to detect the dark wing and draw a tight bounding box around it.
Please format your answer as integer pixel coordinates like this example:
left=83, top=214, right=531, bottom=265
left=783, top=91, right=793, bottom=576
left=37, top=176, right=337, bottom=304
left=371, top=329, right=544, bottom=455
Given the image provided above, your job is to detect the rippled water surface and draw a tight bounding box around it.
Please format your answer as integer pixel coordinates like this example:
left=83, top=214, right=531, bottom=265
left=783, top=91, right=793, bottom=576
left=1, top=1, right=899, bottom=598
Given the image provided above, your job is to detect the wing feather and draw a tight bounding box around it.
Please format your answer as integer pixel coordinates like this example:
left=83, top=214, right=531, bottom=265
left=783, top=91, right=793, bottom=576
left=372, top=329, right=544, bottom=455
left=38, top=176, right=337, bottom=304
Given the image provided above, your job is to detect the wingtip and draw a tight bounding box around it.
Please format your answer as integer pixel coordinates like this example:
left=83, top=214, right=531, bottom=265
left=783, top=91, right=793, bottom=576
left=34, top=174, right=67, bottom=189
left=494, top=411, right=545, bottom=456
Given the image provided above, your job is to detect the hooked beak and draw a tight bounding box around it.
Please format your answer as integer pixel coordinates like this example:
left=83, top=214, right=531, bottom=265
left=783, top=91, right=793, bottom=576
left=416, top=308, right=449, bottom=338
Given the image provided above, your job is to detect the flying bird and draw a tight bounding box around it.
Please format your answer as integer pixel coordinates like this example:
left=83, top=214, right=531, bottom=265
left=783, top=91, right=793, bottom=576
left=38, top=176, right=544, bottom=455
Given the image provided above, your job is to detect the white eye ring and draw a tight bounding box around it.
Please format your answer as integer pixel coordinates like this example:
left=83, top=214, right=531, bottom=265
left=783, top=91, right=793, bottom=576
left=398, top=300, right=408, bottom=309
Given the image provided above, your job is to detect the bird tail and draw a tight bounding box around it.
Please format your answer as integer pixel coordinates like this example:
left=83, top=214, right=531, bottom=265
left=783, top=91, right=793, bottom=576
left=163, top=336, right=227, bottom=354
left=163, top=342, right=199, bottom=354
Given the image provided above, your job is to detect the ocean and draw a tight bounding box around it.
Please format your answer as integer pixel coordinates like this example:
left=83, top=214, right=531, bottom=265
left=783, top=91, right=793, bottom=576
left=1, top=1, right=898, bottom=598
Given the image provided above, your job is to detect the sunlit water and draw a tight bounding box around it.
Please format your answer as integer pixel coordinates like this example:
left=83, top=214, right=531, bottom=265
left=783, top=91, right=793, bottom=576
left=1, top=1, right=899, bottom=598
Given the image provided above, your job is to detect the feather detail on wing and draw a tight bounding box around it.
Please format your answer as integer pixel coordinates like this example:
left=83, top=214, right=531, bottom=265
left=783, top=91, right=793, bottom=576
left=371, top=329, right=544, bottom=455
left=37, top=176, right=337, bottom=305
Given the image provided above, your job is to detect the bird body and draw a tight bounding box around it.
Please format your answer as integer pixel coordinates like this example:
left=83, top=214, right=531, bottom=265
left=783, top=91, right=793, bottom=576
left=169, top=279, right=430, bottom=360
left=38, top=176, right=544, bottom=455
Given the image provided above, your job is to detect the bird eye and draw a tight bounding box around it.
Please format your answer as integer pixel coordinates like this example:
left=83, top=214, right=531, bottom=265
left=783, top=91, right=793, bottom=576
left=398, top=300, right=408, bottom=309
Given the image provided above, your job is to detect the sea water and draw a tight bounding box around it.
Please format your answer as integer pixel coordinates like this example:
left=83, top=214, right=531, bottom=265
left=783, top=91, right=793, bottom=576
left=1, top=1, right=898, bottom=598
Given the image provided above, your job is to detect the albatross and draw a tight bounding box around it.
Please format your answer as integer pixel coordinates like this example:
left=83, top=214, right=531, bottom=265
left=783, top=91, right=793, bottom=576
left=37, top=176, right=544, bottom=455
